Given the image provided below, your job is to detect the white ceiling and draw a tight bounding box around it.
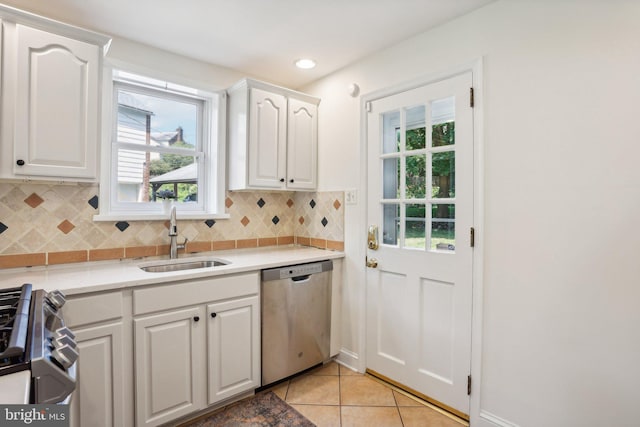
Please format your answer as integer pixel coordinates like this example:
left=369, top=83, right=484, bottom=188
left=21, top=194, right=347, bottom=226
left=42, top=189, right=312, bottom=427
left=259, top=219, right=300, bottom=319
left=0, top=0, right=495, bottom=88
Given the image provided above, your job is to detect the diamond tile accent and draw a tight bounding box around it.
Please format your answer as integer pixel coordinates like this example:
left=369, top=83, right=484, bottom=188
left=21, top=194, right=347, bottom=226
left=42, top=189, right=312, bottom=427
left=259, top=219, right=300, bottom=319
left=24, top=193, right=44, bottom=208
left=225, top=197, right=234, bottom=208
left=257, top=198, right=266, bottom=208
left=57, top=220, right=75, bottom=234
left=115, top=221, right=130, bottom=232
left=204, top=219, right=216, bottom=228
left=241, top=216, right=250, bottom=227
left=287, top=199, right=294, bottom=208
left=334, top=200, right=341, bottom=210
left=272, top=216, right=280, bottom=225
left=88, top=195, right=99, bottom=209
left=309, top=199, right=316, bottom=209
left=321, top=217, right=328, bottom=227
left=299, top=216, right=305, bottom=225
left=0, top=222, right=7, bottom=234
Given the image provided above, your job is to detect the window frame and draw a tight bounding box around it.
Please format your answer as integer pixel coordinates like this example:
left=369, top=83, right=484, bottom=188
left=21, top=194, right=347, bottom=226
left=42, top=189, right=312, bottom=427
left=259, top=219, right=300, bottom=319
left=95, top=65, right=228, bottom=221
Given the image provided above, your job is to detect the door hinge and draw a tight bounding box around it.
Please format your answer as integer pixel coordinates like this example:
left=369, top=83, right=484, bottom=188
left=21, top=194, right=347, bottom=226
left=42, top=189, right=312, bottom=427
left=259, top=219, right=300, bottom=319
left=366, top=101, right=372, bottom=112
left=467, top=375, right=472, bottom=395
left=470, top=87, right=475, bottom=108
left=470, top=227, right=475, bottom=248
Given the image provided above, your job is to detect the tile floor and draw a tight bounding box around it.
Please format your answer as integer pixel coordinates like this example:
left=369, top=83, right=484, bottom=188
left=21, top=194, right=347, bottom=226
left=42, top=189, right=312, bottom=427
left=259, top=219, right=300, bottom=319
left=263, top=362, right=468, bottom=427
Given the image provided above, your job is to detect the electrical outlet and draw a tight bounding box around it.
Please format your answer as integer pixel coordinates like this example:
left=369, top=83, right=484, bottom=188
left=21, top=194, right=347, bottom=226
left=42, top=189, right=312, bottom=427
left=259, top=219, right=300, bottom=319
left=345, top=189, right=357, bottom=205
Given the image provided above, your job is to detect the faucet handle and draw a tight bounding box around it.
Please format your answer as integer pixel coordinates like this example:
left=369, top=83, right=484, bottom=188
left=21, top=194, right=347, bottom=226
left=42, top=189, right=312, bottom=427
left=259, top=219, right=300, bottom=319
left=178, top=237, right=188, bottom=251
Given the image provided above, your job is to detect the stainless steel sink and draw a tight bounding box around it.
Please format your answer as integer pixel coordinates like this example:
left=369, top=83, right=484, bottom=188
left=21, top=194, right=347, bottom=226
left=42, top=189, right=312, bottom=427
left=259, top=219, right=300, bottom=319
left=139, top=259, right=228, bottom=273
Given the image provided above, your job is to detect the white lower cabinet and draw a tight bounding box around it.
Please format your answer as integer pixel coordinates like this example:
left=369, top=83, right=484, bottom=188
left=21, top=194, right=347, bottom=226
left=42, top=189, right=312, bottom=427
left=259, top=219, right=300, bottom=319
left=134, top=306, right=207, bottom=427
left=64, top=291, right=133, bottom=427
left=71, top=322, right=127, bottom=427
left=132, top=272, right=261, bottom=427
left=207, top=296, right=260, bottom=405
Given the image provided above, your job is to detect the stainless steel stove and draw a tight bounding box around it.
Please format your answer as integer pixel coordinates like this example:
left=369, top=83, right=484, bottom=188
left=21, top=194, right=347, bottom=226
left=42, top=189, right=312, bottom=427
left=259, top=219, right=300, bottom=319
left=0, top=284, right=77, bottom=404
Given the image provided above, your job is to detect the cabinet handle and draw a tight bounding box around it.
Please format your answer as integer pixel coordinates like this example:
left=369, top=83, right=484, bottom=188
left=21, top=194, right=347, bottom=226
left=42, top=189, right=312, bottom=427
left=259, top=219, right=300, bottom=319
left=193, top=316, right=200, bottom=322
left=210, top=312, right=217, bottom=318
left=279, top=178, right=285, bottom=182
left=16, top=159, right=25, bottom=166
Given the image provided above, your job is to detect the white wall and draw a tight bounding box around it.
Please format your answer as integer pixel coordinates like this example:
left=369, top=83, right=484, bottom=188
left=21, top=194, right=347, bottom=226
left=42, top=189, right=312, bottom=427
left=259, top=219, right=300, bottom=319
left=304, top=1, right=640, bottom=426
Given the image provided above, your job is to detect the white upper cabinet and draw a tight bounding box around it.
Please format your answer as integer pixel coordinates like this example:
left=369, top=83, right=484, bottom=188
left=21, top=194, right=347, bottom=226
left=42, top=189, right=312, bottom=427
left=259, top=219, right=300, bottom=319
left=0, top=5, right=110, bottom=181
left=227, top=78, right=320, bottom=191
left=287, top=97, right=318, bottom=190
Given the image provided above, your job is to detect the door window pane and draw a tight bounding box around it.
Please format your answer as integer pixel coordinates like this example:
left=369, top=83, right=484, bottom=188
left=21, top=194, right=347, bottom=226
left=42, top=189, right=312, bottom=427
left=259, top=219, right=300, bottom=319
left=432, top=151, right=455, bottom=198
left=406, top=155, right=426, bottom=199
left=382, top=204, right=400, bottom=245
left=431, top=204, right=455, bottom=251
left=405, top=105, right=426, bottom=150
left=405, top=204, right=426, bottom=249
left=382, top=111, right=400, bottom=154
left=431, top=96, right=455, bottom=147
left=383, top=158, right=400, bottom=199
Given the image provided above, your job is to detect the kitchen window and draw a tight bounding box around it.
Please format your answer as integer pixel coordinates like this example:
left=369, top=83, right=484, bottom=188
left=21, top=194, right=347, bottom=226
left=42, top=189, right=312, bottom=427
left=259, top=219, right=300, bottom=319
left=96, top=69, right=227, bottom=220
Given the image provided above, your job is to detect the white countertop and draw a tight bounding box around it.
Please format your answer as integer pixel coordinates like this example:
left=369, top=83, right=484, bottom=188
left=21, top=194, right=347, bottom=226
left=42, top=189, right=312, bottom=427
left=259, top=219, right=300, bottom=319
left=0, top=245, right=344, bottom=295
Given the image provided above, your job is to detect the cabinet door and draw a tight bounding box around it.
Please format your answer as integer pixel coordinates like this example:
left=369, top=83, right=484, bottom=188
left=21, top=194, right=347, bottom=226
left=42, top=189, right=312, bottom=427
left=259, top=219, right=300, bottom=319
left=13, top=24, right=99, bottom=179
left=207, top=296, right=260, bottom=405
left=287, top=97, right=318, bottom=189
left=71, top=322, right=129, bottom=427
left=134, top=307, right=206, bottom=427
left=248, top=88, right=287, bottom=188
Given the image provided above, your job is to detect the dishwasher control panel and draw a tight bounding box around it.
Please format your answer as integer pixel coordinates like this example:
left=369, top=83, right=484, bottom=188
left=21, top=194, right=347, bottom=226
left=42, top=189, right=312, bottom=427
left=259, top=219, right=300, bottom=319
left=262, top=260, right=333, bottom=281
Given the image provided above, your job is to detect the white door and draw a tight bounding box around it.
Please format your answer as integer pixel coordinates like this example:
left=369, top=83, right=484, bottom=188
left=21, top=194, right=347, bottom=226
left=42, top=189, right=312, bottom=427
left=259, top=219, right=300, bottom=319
left=248, top=88, right=287, bottom=188
left=366, top=72, right=474, bottom=417
left=287, top=97, right=318, bottom=189
left=14, top=24, right=99, bottom=179
left=71, top=322, right=128, bottom=427
left=207, top=296, right=260, bottom=405
left=134, top=307, right=206, bottom=427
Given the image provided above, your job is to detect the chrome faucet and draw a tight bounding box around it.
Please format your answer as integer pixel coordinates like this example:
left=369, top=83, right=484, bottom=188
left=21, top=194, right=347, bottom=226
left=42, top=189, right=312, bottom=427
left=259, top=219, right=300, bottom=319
left=169, top=205, right=186, bottom=259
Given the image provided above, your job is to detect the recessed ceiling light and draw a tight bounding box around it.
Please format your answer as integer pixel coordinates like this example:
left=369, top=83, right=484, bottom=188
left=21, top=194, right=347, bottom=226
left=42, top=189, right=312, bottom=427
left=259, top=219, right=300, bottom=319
left=295, top=58, right=316, bottom=70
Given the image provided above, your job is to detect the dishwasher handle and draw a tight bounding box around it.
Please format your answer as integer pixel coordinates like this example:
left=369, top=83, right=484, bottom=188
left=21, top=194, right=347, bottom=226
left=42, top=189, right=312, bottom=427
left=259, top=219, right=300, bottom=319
left=291, top=274, right=311, bottom=283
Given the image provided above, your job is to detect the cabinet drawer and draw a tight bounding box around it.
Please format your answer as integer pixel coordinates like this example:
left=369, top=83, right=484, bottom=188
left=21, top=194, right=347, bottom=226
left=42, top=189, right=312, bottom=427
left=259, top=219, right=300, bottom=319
left=133, top=272, right=259, bottom=316
left=64, top=292, right=124, bottom=328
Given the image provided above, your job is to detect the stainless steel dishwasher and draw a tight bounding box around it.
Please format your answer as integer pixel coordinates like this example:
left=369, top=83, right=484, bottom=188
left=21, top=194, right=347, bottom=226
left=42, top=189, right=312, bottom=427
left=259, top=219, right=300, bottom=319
left=261, top=260, right=333, bottom=386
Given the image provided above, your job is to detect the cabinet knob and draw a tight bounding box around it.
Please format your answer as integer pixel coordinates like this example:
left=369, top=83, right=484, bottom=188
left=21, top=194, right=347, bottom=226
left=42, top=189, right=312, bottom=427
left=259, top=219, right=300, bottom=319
left=289, top=179, right=294, bottom=183
left=279, top=178, right=285, bottom=183
left=211, top=312, right=217, bottom=318
left=16, top=159, right=25, bottom=166
left=193, top=316, right=200, bottom=322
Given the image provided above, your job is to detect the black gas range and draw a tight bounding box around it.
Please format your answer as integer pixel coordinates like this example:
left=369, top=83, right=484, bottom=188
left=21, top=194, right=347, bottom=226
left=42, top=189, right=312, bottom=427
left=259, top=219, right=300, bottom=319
left=0, top=284, right=77, bottom=404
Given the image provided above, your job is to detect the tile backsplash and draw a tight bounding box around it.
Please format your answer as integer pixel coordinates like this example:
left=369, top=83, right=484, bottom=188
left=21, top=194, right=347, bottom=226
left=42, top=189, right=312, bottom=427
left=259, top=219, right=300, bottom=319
left=0, top=182, right=344, bottom=268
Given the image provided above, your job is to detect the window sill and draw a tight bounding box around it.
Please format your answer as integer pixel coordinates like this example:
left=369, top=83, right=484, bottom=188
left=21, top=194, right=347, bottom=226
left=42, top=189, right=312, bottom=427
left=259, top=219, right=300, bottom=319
left=93, top=212, right=231, bottom=222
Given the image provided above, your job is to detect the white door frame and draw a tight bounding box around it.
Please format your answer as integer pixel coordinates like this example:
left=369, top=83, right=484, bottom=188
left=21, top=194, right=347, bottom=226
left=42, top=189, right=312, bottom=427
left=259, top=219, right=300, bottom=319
left=358, top=58, right=484, bottom=424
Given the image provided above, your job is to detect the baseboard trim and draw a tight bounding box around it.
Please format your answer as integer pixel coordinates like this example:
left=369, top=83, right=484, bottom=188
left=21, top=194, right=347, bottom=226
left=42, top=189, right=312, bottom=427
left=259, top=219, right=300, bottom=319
left=479, top=410, right=520, bottom=427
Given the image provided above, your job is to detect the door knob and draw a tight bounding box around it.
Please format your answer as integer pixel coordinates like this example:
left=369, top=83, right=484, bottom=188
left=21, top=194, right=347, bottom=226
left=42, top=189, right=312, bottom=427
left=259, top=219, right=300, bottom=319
left=366, top=257, right=378, bottom=268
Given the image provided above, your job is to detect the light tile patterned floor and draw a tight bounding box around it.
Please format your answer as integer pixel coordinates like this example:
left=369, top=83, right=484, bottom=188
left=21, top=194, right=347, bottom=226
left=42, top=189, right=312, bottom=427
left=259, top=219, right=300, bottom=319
left=264, top=362, right=468, bottom=427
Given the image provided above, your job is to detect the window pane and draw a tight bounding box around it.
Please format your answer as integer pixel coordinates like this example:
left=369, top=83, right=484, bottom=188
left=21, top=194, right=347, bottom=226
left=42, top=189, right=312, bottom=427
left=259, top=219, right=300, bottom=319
left=431, top=96, right=455, bottom=147
left=406, top=105, right=426, bottom=150
left=432, top=151, right=455, bottom=198
left=405, top=204, right=426, bottom=249
left=431, top=204, right=455, bottom=251
left=383, top=158, right=400, bottom=199
left=406, top=155, right=426, bottom=199
left=117, top=89, right=198, bottom=150
left=382, top=204, right=400, bottom=245
left=382, top=111, right=400, bottom=154
left=116, top=149, right=198, bottom=203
